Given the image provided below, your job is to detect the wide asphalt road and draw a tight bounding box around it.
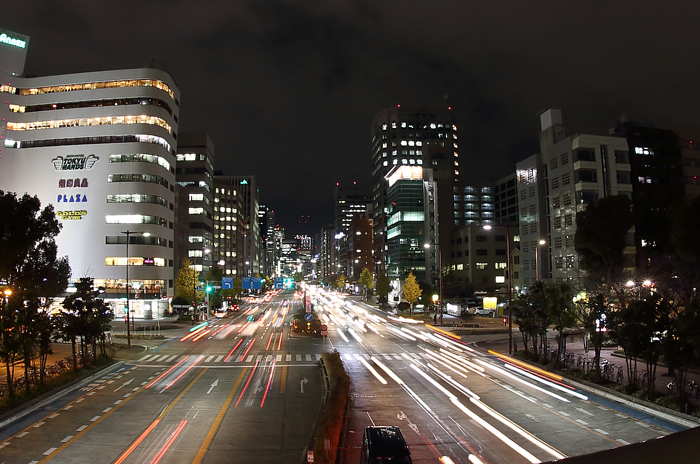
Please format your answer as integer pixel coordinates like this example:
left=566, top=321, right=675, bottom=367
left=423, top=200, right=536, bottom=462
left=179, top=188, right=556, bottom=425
left=0, top=289, right=325, bottom=464
left=305, top=288, right=697, bottom=464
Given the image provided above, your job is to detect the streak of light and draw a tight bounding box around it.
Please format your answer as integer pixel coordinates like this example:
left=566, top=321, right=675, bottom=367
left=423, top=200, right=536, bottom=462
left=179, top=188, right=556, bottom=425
left=265, top=332, right=275, bottom=350
left=150, top=419, right=188, bottom=464
left=474, top=358, right=570, bottom=403
left=277, top=331, right=283, bottom=350
left=191, top=329, right=211, bottom=342
left=211, top=323, right=229, bottom=337
left=440, top=457, right=456, bottom=464
left=359, top=357, right=387, bottom=384
left=365, top=323, right=380, bottom=334
left=370, top=356, right=403, bottom=385
left=221, top=325, right=237, bottom=338
left=189, top=321, right=209, bottom=332
left=410, top=364, right=456, bottom=400
left=450, top=398, right=540, bottom=463
left=239, top=338, right=256, bottom=360
left=468, top=454, right=485, bottom=464
left=146, top=356, right=189, bottom=389
left=164, top=356, right=203, bottom=390
left=224, top=339, right=244, bottom=362
left=401, top=327, right=428, bottom=340
left=426, top=332, right=465, bottom=352
left=423, top=350, right=469, bottom=379
left=387, top=315, right=424, bottom=324
left=428, top=325, right=462, bottom=340
left=386, top=325, right=416, bottom=341
left=502, top=363, right=588, bottom=400
left=237, top=321, right=251, bottom=334
left=180, top=327, right=206, bottom=342
left=113, top=419, right=160, bottom=464
left=426, top=363, right=480, bottom=399
left=440, top=349, right=485, bottom=373
left=235, top=360, right=260, bottom=407
left=337, top=328, right=349, bottom=343
left=347, top=327, right=363, bottom=343
left=501, top=358, right=576, bottom=390
left=260, top=360, right=276, bottom=407
left=488, top=350, right=562, bottom=381
left=469, top=397, right=566, bottom=460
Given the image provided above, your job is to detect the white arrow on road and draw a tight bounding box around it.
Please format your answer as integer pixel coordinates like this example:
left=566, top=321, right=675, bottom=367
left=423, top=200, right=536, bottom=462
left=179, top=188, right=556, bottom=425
left=300, top=377, right=309, bottom=393
left=114, top=378, right=134, bottom=392
left=207, top=379, right=219, bottom=395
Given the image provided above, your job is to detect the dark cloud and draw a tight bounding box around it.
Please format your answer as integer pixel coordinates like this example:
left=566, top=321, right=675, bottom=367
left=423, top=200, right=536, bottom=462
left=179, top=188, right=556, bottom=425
left=6, top=1, right=700, bottom=234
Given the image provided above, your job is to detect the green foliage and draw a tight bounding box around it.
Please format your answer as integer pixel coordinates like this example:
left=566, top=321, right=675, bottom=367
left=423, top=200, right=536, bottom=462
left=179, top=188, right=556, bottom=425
left=358, top=268, right=374, bottom=290
left=174, top=258, right=203, bottom=306
left=312, top=351, right=351, bottom=464
left=375, top=272, right=391, bottom=301
left=336, top=274, right=346, bottom=290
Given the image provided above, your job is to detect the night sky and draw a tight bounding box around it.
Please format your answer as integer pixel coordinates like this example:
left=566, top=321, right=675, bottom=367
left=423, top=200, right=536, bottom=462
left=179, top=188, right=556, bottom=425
left=6, top=1, right=700, bottom=236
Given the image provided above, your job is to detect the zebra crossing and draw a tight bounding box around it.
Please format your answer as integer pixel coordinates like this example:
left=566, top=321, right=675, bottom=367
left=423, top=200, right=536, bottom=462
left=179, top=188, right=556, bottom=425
left=137, top=353, right=324, bottom=364
left=137, top=352, right=417, bottom=365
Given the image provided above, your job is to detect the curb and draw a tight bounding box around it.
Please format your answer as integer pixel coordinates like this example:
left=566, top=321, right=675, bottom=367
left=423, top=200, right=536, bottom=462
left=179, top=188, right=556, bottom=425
left=0, top=360, right=125, bottom=430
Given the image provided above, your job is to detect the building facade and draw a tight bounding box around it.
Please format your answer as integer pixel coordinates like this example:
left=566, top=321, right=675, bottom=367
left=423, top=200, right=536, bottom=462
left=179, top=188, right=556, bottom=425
left=1, top=34, right=179, bottom=317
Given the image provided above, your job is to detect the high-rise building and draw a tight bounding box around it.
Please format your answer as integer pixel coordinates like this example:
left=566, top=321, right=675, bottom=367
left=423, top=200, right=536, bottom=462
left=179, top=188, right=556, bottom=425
left=371, top=106, right=459, bottom=274
left=258, top=205, right=276, bottom=277
left=675, top=127, right=700, bottom=201
left=212, top=178, right=243, bottom=277
left=334, top=183, right=371, bottom=276
left=517, top=109, right=634, bottom=289
left=347, top=212, right=373, bottom=278
left=318, top=222, right=336, bottom=281
left=1, top=30, right=179, bottom=318
left=214, top=175, right=260, bottom=276
left=176, top=133, right=215, bottom=274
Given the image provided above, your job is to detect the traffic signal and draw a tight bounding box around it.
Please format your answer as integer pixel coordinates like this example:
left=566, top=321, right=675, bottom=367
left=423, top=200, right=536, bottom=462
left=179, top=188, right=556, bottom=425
left=205, top=285, right=213, bottom=293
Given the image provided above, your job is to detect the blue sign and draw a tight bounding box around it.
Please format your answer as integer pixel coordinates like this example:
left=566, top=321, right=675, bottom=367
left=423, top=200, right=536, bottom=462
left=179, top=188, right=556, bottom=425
left=196, top=285, right=202, bottom=291
left=242, top=277, right=263, bottom=290
left=222, top=277, right=233, bottom=290
left=274, top=277, right=284, bottom=289
left=304, top=313, right=313, bottom=322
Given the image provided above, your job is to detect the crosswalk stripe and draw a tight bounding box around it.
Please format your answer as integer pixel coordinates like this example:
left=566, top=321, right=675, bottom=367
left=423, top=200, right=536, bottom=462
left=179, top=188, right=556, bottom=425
left=393, top=355, right=402, bottom=360
left=204, top=355, right=215, bottom=363
left=139, top=354, right=154, bottom=362
left=305, top=354, right=312, bottom=361
left=214, top=355, right=223, bottom=362
left=383, top=355, right=392, bottom=360
left=246, top=355, right=253, bottom=363
left=165, top=355, right=177, bottom=362
left=277, top=355, right=283, bottom=362
left=178, top=355, right=187, bottom=362
left=315, top=354, right=321, bottom=360
left=296, top=354, right=302, bottom=362
left=256, top=355, right=262, bottom=363
left=266, top=355, right=273, bottom=362
left=286, top=355, right=292, bottom=362
left=155, top=355, right=168, bottom=362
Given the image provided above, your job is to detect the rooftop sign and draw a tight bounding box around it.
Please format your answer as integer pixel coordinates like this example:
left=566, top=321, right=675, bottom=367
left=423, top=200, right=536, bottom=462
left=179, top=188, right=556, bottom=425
left=0, top=33, right=26, bottom=49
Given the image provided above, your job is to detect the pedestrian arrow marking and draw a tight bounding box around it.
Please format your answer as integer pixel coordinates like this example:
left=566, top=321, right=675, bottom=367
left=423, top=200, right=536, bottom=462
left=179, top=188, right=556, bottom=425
left=114, top=378, right=134, bottom=392
left=207, top=379, right=219, bottom=394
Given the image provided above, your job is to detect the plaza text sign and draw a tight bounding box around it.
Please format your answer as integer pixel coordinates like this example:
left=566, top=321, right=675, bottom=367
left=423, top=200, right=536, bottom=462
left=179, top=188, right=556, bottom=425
left=0, top=33, right=26, bottom=49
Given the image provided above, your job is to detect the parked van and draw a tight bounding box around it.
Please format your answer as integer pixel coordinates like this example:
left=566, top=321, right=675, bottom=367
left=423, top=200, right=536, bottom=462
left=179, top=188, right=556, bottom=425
left=361, top=426, right=412, bottom=464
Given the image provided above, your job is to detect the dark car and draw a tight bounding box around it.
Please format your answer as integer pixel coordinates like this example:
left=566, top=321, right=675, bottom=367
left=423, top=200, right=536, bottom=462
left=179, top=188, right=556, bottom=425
left=361, top=426, right=412, bottom=464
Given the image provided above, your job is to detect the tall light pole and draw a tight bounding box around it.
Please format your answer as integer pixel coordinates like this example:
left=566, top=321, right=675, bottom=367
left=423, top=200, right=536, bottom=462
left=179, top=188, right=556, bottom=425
left=192, top=247, right=210, bottom=321
left=535, top=239, right=546, bottom=281
left=484, top=224, right=513, bottom=354
left=122, top=230, right=150, bottom=348
left=424, top=242, right=442, bottom=321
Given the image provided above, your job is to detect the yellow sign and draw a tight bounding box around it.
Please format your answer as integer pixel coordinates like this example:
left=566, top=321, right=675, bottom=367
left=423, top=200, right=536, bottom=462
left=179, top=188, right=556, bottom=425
left=57, top=210, right=87, bottom=220
left=483, top=297, right=498, bottom=309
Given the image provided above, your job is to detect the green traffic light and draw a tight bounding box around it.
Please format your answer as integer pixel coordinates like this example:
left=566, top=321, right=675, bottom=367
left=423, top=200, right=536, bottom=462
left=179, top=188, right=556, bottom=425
left=206, top=286, right=213, bottom=293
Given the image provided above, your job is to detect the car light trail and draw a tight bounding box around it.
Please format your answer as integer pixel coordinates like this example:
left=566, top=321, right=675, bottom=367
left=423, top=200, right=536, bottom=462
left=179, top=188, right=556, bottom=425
left=260, top=360, right=276, bottom=407
left=146, top=356, right=189, bottom=389
left=221, top=324, right=237, bottom=338
left=224, top=339, right=244, bottom=362
left=468, top=454, right=485, bottom=464
left=469, top=397, right=566, bottom=460
left=150, top=419, right=188, bottom=464
left=337, top=328, right=349, bottom=342
left=235, top=360, right=260, bottom=407
left=387, top=315, right=424, bottom=324
left=503, top=363, right=588, bottom=400
left=370, top=356, right=403, bottom=385
left=189, top=321, right=209, bottom=332
left=113, top=419, right=160, bottom=464
left=489, top=350, right=562, bottom=381
left=191, top=329, right=211, bottom=342
left=500, top=357, right=576, bottom=390
left=423, top=350, right=468, bottom=379
left=440, top=349, right=485, bottom=373
left=426, top=363, right=480, bottom=400
left=277, top=331, right=283, bottom=350
left=238, top=321, right=250, bottom=334
left=211, top=323, right=229, bottom=337
left=239, top=338, right=256, bottom=361
left=359, top=358, right=387, bottom=384
left=266, top=332, right=275, bottom=350
left=180, top=327, right=206, bottom=341
left=347, top=327, right=363, bottom=343
left=164, top=356, right=203, bottom=390
left=428, top=325, right=462, bottom=340
left=387, top=325, right=416, bottom=341
left=474, top=359, right=570, bottom=403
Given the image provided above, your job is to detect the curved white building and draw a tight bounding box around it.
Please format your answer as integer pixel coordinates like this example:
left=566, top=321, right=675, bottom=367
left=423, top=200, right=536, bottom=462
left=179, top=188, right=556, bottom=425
left=1, top=56, right=179, bottom=317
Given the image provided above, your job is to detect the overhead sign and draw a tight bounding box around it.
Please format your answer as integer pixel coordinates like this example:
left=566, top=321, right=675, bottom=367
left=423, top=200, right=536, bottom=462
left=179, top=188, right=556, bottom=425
left=222, top=277, right=233, bottom=289
left=274, top=277, right=284, bottom=289
left=242, top=277, right=263, bottom=290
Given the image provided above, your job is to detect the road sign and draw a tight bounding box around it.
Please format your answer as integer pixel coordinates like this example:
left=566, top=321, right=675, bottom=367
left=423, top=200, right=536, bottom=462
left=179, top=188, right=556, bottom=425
left=321, top=330, right=328, bottom=336
left=307, top=451, right=314, bottom=462
left=222, top=277, right=233, bottom=289
left=274, top=277, right=284, bottom=289
left=196, top=285, right=202, bottom=291
left=304, top=313, right=313, bottom=322
left=320, top=324, right=327, bottom=331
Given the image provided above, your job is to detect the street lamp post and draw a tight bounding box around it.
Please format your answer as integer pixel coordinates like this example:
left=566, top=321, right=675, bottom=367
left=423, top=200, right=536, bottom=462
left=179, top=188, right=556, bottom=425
left=535, top=239, right=546, bottom=281
left=484, top=224, right=514, bottom=354
left=424, top=242, right=443, bottom=322
left=122, top=230, right=150, bottom=348
left=192, top=247, right=210, bottom=321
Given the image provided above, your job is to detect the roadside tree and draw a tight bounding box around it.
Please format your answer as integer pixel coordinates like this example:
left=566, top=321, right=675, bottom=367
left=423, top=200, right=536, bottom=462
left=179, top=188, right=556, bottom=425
left=402, top=273, right=422, bottom=315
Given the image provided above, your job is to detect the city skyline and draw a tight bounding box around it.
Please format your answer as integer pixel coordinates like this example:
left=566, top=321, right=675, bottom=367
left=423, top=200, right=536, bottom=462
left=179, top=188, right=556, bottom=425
left=5, top=2, right=700, bottom=234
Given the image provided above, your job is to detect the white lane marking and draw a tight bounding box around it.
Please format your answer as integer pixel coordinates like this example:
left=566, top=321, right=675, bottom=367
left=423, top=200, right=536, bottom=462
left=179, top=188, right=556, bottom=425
left=245, top=355, right=253, bottom=362
left=103, top=407, right=112, bottom=413
left=61, top=436, right=73, bottom=442
left=87, top=391, right=95, bottom=396
left=204, top=355, right=215, bottom=363
left=44, top=447, right=58, bottom=455
left=17, top=432, right=28, bottom=437
left=576, top=407, right=594, bottom=416
left=636, top=422, right=650, bottom=428
left=165, top=355, right=178, bottom=362
left=33, top=422, right=45, bottom=428
left=0, top=442, right=9, bottom=449
left=256, top=355, right=262, bottom=363
left=383, top=355, right=392, bottom=360
left=542, top=403, right=553, bottom=409
left=177, top=355, right=187, bottom=362
left=354, top=354, right=363, bottom=361
left=90, top=416, right=101, bottom=422
left=76, top=425, right=87, bottom=432
left=617, top=439, right=631, bottom=445
left=575, top=419, right=588, bottom=425
left=558, top=411, right=570, bottom=417
left=139, top=354, right=154, bottom=362
left=615, top=413, right=627, bottom=418
left=75, top=398, right=84, bottom=403
left=49, top=413, right=60, bottom=419
left=594, top=428, right=609, bottom=435
left=64, top=405, right=73, bottom=410
left=114, top=400, right=123, bottom=405
left=316, top=354, right=322, bottom=360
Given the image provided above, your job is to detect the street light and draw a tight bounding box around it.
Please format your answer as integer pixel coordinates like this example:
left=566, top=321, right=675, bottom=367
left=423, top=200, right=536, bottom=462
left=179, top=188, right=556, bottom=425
left=535, top=239, right=546, bottom=281
left=483, top=224, right=514, bottom=354
left=424, top=242, right=442, bottom=322
left=626, top=279, right=653, bottom=299
left=121, top=230, right=150, bottom=348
